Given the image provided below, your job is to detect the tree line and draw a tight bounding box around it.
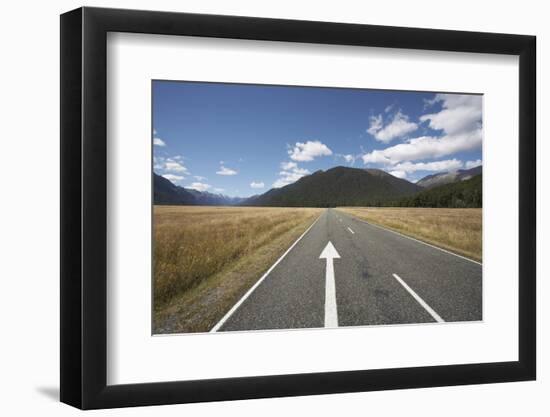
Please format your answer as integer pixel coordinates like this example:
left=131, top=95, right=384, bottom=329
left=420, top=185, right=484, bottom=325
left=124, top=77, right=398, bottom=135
left=376, top=174, right=482, bottom=208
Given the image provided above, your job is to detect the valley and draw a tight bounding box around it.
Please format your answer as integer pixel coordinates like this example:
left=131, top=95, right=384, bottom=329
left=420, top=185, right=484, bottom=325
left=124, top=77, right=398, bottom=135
left=153, top=165, right=483, bottom=333
left=154, top=165, right=482, bottom=208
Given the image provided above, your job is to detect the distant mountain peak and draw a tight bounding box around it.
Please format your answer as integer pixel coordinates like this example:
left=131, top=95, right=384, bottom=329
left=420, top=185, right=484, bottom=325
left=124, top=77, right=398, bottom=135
left=244, top=166, right=421, bottom=207
left=364, top=168, right=395, bottom=178
left=417, top=165, right=482, bottom=189
left=154, top=165, right=482, bottom=208
left=153, top=173, right=246, bottom=206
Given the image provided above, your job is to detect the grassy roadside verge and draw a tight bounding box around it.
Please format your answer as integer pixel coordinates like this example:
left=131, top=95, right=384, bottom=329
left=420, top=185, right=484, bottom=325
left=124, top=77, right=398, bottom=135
left=336, top=207, right=482, bottom=262
left=153, top=206, right=322, bottom=334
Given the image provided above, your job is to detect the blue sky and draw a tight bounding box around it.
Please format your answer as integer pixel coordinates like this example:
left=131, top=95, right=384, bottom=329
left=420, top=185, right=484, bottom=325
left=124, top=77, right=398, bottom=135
left=153, top=81, right=482, bottom=197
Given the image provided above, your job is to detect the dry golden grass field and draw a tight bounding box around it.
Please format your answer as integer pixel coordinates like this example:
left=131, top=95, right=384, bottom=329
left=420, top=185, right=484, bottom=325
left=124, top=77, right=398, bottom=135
left=153, top=206, right=322, bottom=334
left=336, top=207, right=482, bottom=262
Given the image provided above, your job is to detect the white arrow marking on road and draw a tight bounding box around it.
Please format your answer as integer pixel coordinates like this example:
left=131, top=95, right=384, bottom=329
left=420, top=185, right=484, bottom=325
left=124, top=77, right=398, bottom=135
left=320, top=241, right=341, bottom=328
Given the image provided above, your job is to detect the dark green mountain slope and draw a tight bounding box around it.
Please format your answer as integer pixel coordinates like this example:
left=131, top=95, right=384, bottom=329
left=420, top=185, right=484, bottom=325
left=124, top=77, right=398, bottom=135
left=245, top=166, right=422, bottom=207
left=154, top=173, right=196, bottom=205
left=392, top=174, right=482, bottom=208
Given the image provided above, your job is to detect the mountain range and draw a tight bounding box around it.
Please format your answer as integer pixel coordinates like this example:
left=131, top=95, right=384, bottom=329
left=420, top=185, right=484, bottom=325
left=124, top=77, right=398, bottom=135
left=154, top=165, right=482, bottom=208
left=245, top=167, right=421, bottom=207
left=416, top=165, right=482, bottom=189
left=394, top=173, right=482, bottom=208
left=154, top=173, right=246, bottom=206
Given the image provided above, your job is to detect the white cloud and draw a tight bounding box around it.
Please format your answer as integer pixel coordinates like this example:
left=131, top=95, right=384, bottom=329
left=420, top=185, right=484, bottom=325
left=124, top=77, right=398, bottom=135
left=250, top=181, right=265, bottom=189
left=188, top=182, right=211, bottom=192
left=273, top=176, right=300, bottom=188
left=423, top=96, right=440, bottom=109
left=360, top=150, right=390, bottom=165
left=153, top=137, right=166, bottom=147
left=362, top=129, right=482, bottom=166
left=216, top=164, right=238, bottom=176
left=154, top=156, right=190, bottom=176
left=389, top=170, right=407, bottom=179
left=162, top=174, right=184, bottom=183
left=337, top=154, right=356, bottom=165
left=288, top=140, right=332, bottom=162
left=194, top=175, right=207, bottom=181
left=367, top=111, right=418, bottom=143
left=284, top=167, right=309, bottom=176
left=280, top=161, right=297, bottom=170
left=164, top=159, right=189, bottom=174
left=420, top=94, right=482, bottom=135
left=213, top=187, right=225, bottom=193
left=465, top=159, right=482, bottom=169
left=273, top=163, right=310, bottom=188
left=363, top=94, right=481, bottom=165
left=367, top=115, right=383, bottom=136
left=153, top=156, right=164, bottom=170
left=391, top=159, right=464, bottom=174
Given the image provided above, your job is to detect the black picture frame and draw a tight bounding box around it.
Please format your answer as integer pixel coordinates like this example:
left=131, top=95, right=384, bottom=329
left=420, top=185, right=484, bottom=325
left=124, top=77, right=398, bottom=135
left=60, top=6, right=536, bottom=410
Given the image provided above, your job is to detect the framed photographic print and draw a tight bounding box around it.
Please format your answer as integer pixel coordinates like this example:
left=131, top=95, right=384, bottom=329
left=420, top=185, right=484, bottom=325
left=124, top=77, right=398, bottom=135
left=60, top=7, right=536, bottom=409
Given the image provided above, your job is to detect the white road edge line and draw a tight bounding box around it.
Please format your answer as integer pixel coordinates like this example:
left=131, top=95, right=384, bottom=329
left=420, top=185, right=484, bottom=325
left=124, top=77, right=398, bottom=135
left=347, top=227, right=355, bottom=234
left=344, top=213, right=481, bottom=266
left=210, top=212, right=324, bottom=332
left=392, top=273, right=444, bottom=323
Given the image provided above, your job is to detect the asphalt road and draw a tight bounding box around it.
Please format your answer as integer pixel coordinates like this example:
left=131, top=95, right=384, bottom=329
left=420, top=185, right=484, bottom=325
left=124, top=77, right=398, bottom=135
left=214, top=208, right=482, bottom=332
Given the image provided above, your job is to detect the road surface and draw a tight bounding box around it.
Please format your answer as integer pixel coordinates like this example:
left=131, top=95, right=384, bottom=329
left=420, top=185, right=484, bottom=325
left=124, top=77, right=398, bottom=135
left=212, top=208, right=482, bottom=332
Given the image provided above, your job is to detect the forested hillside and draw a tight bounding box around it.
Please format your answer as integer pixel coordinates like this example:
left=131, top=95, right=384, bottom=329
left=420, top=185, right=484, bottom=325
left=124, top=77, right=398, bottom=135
left=390, top=174, right=482, bottom=208
left=245, top=166, right=421, bottom=207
